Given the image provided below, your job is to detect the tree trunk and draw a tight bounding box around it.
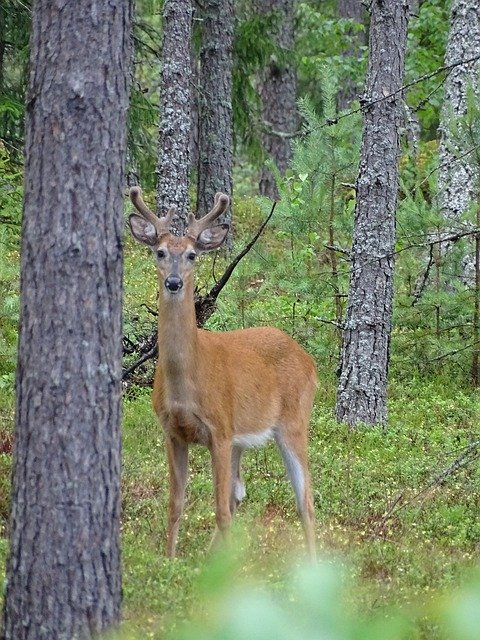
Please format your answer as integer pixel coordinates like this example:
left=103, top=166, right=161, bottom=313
left=437, top=0, right=480, bottom=223
left=335, top=0, right=409, bottom=428
left=2, top=2, right=131, bottom=638
left=196, top=0, right=233, bottom=236
left=337, top=0, right=367, bottom=110
left=156, top=0, right=193, bottom=235
left=258, top=0, right=298, bottom=200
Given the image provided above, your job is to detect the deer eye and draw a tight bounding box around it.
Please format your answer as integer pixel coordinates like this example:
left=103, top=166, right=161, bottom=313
left=157, top=249, right=166, bottom=259
left=187, top=252, right=196, bottom=262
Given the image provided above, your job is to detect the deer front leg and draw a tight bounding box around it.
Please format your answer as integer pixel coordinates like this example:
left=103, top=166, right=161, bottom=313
left=165, top=436, right=189, bottom=558
left=209, top=438, right=233, bottom=551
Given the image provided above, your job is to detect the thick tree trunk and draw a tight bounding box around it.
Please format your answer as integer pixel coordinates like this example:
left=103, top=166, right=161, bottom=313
left=258, top=0, right=298, bottom=200
left=156, top=0, right=193, bottom=235
left=437, top=0, right=480, bottom=223
left=196, top=0, right=233, bottom=236
left=2, top=2, right=131, bottom=638
left=335, top=0, right=409, bottom=427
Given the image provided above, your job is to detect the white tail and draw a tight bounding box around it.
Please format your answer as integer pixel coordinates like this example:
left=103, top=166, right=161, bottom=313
left=129, top=187, right=317, bottom=557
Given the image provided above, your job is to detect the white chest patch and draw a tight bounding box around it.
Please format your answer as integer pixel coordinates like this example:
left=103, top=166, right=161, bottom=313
left=233, top=428, right=274, bottom=449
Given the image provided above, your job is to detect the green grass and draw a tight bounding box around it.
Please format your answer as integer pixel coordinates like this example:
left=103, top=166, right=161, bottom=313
left=115, top=375, right=480, bottom=638
left=0, top=364, right=478, bottom=638
left=0, top=201, right=479, bottom=638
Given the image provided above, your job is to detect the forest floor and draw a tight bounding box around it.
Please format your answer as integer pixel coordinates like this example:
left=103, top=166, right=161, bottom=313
left=0, top=359, right=479, bottom=639
left=0, top=206, right=479, bottom=638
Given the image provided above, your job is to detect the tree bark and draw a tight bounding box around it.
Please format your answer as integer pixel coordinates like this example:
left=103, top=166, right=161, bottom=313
left=437, top=0, right=480, bottom=223
left=196, top=0, right=233, bottom=236
left=156, top=0, right=193, bottom=235
left=2, top=1, right=131, bottom=638
left=335, top=0, right=409, bottom=428
left=258, top=0, right=298, bottom=200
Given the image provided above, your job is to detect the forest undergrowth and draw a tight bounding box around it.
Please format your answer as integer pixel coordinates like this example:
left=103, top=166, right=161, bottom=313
left=2, top=193, right=479, bottom=639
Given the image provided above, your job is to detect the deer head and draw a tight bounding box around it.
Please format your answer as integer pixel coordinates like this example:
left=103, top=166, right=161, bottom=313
left=128, top=187, right=230, bottom=295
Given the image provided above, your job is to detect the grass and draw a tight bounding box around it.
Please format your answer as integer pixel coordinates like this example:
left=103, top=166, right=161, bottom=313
left=115, top=373, right=480, bottom=638
left=0, top=314, right=478, bottom=638
left=0, top=201, right=479, bottom=637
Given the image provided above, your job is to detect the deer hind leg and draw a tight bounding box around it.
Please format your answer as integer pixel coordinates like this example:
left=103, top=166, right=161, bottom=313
left=209, top=438, right=233, bottom=551
left=274, top=429, right=316, bottom=559
left=165, top=436, right=189, bottom=558
left=230, top=445, right=245, bottom=516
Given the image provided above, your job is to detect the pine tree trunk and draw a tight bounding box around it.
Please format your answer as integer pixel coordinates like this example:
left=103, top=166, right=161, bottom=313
left=258, top=0, right=298, bottom=200
left=335, top=0, right=409, bottom=428
left=337, top=0, right=367, bottom=110
left=437, top=0, right=480, bottom=223
left=2, top=2, right=131, bottom=638
left=196, top=0, right=233, bottom=235
left=156, top=0, right=193, bottom=235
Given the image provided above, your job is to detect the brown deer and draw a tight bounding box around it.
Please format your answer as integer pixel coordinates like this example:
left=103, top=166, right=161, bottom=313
left=128, top=186, right=317, bottom=558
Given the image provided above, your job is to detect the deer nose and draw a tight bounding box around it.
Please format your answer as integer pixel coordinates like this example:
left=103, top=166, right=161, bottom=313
left=165, top=275, right=183, bottom=293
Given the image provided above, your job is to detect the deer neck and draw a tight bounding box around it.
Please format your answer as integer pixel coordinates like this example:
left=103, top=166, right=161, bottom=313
left=157, top=277, right=199, bottom=404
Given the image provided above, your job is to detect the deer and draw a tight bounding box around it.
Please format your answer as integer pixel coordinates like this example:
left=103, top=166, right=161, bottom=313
left=128, top=186, right=318, bottom=558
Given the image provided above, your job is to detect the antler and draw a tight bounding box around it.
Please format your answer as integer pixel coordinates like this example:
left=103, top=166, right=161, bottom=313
left=130, top=186, right=176, bottom=236
left=186, top=192, right=230, bottom=239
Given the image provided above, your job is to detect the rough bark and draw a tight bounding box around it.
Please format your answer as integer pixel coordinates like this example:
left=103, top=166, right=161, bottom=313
left=156, top=0, right=193, bottom=235
left=437, top=0, right=480, bottom=223
left=196, top=0, right=233, bottom=236
left=335, top=0, right=409, bottom=427
left=258, top=0, right=298, bottom=200
left=2, top=1, right=131, bottom=638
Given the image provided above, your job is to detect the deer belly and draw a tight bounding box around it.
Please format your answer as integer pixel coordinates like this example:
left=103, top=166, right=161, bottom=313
left=233, top=428, right=274, bottom=449
left=164, top=407, right=211, bottom=446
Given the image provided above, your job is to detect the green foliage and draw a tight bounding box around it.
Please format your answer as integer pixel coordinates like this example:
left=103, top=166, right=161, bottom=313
left=0, top=0, right=31, bottom=157
left=228, top=73, right=360, bottom=360
left=233, top=2, right=279, bottom=161
left=0, top=143, right=22, bottom=386
left=296, top=2, right=367, bottom=110
left=128, top=4, right=162, bottom=189
left=405, top=0, right=452, bottom=138
left=156, top=559, right=480, bottom=640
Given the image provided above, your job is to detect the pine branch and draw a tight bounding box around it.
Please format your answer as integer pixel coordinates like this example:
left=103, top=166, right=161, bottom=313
left=305, top=54, right=480, bottom=135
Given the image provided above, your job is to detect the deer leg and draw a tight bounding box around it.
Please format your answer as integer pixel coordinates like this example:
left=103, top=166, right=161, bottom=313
left=165, top=436, right=189, bottom=558
left=275, top=429, right=316, bottom=559
left=230, top=445, right=245, bottom=516
left=209, top=438, right=233, bottom=551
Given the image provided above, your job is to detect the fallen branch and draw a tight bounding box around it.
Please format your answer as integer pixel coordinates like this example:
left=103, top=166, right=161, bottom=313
left=122, top=343, right=158, bottom=381
left=372, top=439, right=480, bottom=537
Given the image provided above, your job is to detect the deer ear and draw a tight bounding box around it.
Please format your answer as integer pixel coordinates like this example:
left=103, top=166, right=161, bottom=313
left=195, top=224, right=229, bottom=252
left=129, top=214, right=158, bottom=246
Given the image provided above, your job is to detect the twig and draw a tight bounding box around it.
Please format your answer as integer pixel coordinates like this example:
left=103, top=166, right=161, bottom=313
left=372, top=439, right=480, bottom=536
left=208, top=201, right=277, bottom=301
left=316, top=54, right=480, bottom=132
left=324, top=243, right=350, bottom=258
left=122, top=342, right=158, bottom=380
left=429, top=339, right=480, bottom=362
left=411, top=242, right=435, bottom=306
